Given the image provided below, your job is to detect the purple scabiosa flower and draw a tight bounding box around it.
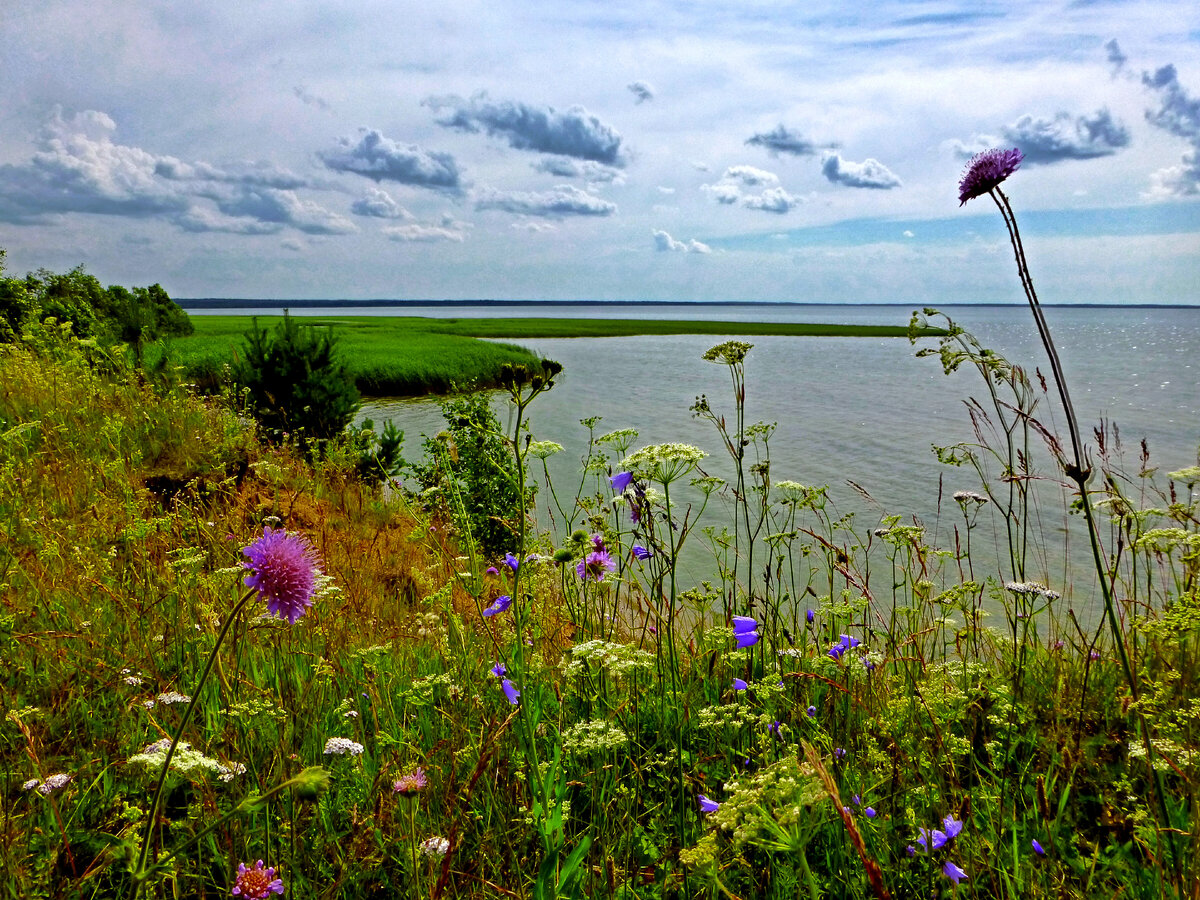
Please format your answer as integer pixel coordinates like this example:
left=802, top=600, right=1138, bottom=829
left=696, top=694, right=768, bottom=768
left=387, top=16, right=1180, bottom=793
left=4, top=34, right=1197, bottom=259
left=610, top=471, right=634, bottom=493
left=1032, top=838, right=1045, bottom=856
left=958, top=147, right=1023, bottom=205
left=502, top=679, right=520, bottom=705
left=732, top=678, right=748, bottom=691
left=577, top=549, right=616, bottom=582
left=242, top=527, right=322, bottom=624
left=632, top=544, right=651, bottom=560
left=482, top=595, right=512, bottom=617
left=698, top=794, right=720, bottom=813
left=942, top=861, right=968, bottom=883
left=393, top=767, right=428, bottom=796
left=231, top=859, right=284, bottom=898
left=489, top=662, right=507, bottom=678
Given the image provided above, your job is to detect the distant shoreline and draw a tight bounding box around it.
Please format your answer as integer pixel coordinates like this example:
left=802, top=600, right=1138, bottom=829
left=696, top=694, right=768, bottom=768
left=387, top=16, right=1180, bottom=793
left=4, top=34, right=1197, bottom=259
left=178, top=298, right=1197, bottom=310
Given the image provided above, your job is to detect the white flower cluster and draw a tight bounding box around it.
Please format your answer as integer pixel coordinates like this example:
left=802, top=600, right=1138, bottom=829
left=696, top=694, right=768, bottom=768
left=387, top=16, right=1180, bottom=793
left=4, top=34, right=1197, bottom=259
left=143, top=691, right=191, bottom=709
left=952, top=490, right=989, bottom=504
left=23, top=773, right=72, bottom=794
left=526, top=440, right=564, bottom=460
left=420, top=836, right=450, bottom=858
left=1004, top=581, right=1061, bottom=601
left=623, top=443, right=707, bottom=484
left=565, top=639, right=656, bottom=679
left=322, top=737, right=364, bottom=756
left=127, top=740, right=245, bottom=781
left=560, top=718, right=629, bottom=755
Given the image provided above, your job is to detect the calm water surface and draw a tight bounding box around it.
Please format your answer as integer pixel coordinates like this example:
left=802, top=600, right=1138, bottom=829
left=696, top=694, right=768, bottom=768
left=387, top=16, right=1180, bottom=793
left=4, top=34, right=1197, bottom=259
left=337, top=303, right=1199, bottom=611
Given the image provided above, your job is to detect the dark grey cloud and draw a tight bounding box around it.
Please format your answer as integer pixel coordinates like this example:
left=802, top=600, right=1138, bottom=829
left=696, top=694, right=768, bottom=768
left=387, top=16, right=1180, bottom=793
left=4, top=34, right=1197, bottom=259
left=319, top=129, right=463, bottom=191
left=0, top=108, right=356, bottom=235
left=1000, top=108, right=1131, bottom=164
left=628, top=81, right=654, bottom=103
left=1105, top=39, right=1127, bottom=75
left=351, top=188, right=411, bottom=219
left=745, top=124, right=830, bottom=157
left=426, top=92, right=625, bottom=166
left=474, top=185, right=617, bottom=217
left=820, top=152, right=902, bottom=189
left=532, top=156, right=624, bottom=183
left=1142, top=63, right=1200, bottom=196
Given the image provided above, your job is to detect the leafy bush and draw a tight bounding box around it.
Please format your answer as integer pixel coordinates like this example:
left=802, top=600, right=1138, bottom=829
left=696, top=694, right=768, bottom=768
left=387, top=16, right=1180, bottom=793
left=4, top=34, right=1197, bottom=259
left=232, top=312, right=360, bottom=447
left=410, top=390, right=531, bottom=557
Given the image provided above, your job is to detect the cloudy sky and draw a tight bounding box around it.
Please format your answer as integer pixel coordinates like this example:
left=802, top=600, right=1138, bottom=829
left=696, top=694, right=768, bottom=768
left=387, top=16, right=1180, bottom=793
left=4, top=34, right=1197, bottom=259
left=2, top=0, right=1198, bottom=304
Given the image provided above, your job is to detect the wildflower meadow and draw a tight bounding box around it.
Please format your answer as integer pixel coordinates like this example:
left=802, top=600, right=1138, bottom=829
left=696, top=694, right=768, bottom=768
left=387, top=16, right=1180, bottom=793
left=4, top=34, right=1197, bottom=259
left=2, top=153, right=1199, bottom=899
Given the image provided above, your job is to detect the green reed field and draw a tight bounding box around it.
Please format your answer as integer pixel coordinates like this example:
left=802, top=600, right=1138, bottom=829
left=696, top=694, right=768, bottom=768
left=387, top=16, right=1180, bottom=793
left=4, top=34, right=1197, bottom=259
left=170, top=315, right=921, bottom=395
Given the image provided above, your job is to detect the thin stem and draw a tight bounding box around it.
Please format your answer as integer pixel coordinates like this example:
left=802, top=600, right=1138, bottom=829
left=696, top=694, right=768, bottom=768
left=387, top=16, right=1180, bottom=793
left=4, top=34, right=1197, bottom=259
left=131, top=587, right=257, bottom=899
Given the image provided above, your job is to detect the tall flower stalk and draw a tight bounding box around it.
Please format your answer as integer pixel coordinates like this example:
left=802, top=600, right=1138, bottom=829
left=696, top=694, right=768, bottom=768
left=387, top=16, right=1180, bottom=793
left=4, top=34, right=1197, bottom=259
left=959, top=147, right=1178, bottom=874
left=129, top=527, right=322, bottom=899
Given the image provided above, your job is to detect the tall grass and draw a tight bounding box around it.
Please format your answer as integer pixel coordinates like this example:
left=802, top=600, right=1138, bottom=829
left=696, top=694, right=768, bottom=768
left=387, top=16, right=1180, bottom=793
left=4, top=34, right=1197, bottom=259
left=2, top=305, right=1198, bottom=899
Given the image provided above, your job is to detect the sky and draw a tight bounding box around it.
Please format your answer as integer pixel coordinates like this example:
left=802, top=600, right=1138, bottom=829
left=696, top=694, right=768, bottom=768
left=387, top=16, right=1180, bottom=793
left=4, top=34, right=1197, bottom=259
left=1, top=0, right=1199, bottom=304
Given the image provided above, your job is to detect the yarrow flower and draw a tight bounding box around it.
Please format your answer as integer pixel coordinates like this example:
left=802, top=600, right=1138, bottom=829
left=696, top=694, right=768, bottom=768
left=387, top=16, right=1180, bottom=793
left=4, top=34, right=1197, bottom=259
left=732, top=615, right=760, bottom=648
left=482, top=595, right=512, bottom=617
left=231, top=859, right=284, bottom=898
left=393, top=767, right=427, bottom=796
left=36, top=773, right=72, bottom=795
left=420, top=835, right=450, bottom=858
left=958, top=147, right=1023, bottom=205
left=242, top=527, right=322, bottom=624
left=322, top=737, right=364, bottom=756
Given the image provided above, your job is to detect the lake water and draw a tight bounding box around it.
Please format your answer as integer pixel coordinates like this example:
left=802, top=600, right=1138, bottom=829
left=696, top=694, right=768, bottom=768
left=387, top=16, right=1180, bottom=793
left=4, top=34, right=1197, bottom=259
left=194, top=302, right=1200, bottom=611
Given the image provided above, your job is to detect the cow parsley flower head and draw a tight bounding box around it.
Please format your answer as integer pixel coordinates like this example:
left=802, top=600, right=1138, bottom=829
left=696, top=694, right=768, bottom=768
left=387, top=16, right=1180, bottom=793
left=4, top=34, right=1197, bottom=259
left=231, top=859, right=284, bottom=898
left=242, top=527, right=322, bottom=624
left=958, top=147, right=1023, bottom=205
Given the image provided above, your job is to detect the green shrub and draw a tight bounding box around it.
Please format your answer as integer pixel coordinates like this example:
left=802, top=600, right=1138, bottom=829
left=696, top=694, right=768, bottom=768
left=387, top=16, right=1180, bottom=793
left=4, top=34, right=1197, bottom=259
left=232, top=312, right=361, bottom=447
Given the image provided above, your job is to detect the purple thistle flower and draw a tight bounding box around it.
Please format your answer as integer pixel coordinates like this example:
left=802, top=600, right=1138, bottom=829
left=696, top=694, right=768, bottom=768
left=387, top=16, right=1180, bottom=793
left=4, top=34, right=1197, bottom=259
left=1032, top=838, right=1045, bottom=856
left=610, top=471, right=634, bottom=493
left=502, top=679, right=520, bottom=705
left=698, top=794, right=720, bottom=813
left=504, top=552, right=520, bottom=572
left=231, top=859, right=285, bottom=898
left=632, top=544, right=651, bottom=560
left=392, top=767, right=428, bottom=796
left=482, top=595, right=512, bottom=617
left=242, top=527, right=322, bottom=624
left=576, top=549, right=616, bottom=582
left=958, top=147, right=1023, bottom=205
left=732, top=678, right=748, bottom=691
left=942, top=861, right=968, bottom=883
left=489, top=662, right=507, bottom=678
